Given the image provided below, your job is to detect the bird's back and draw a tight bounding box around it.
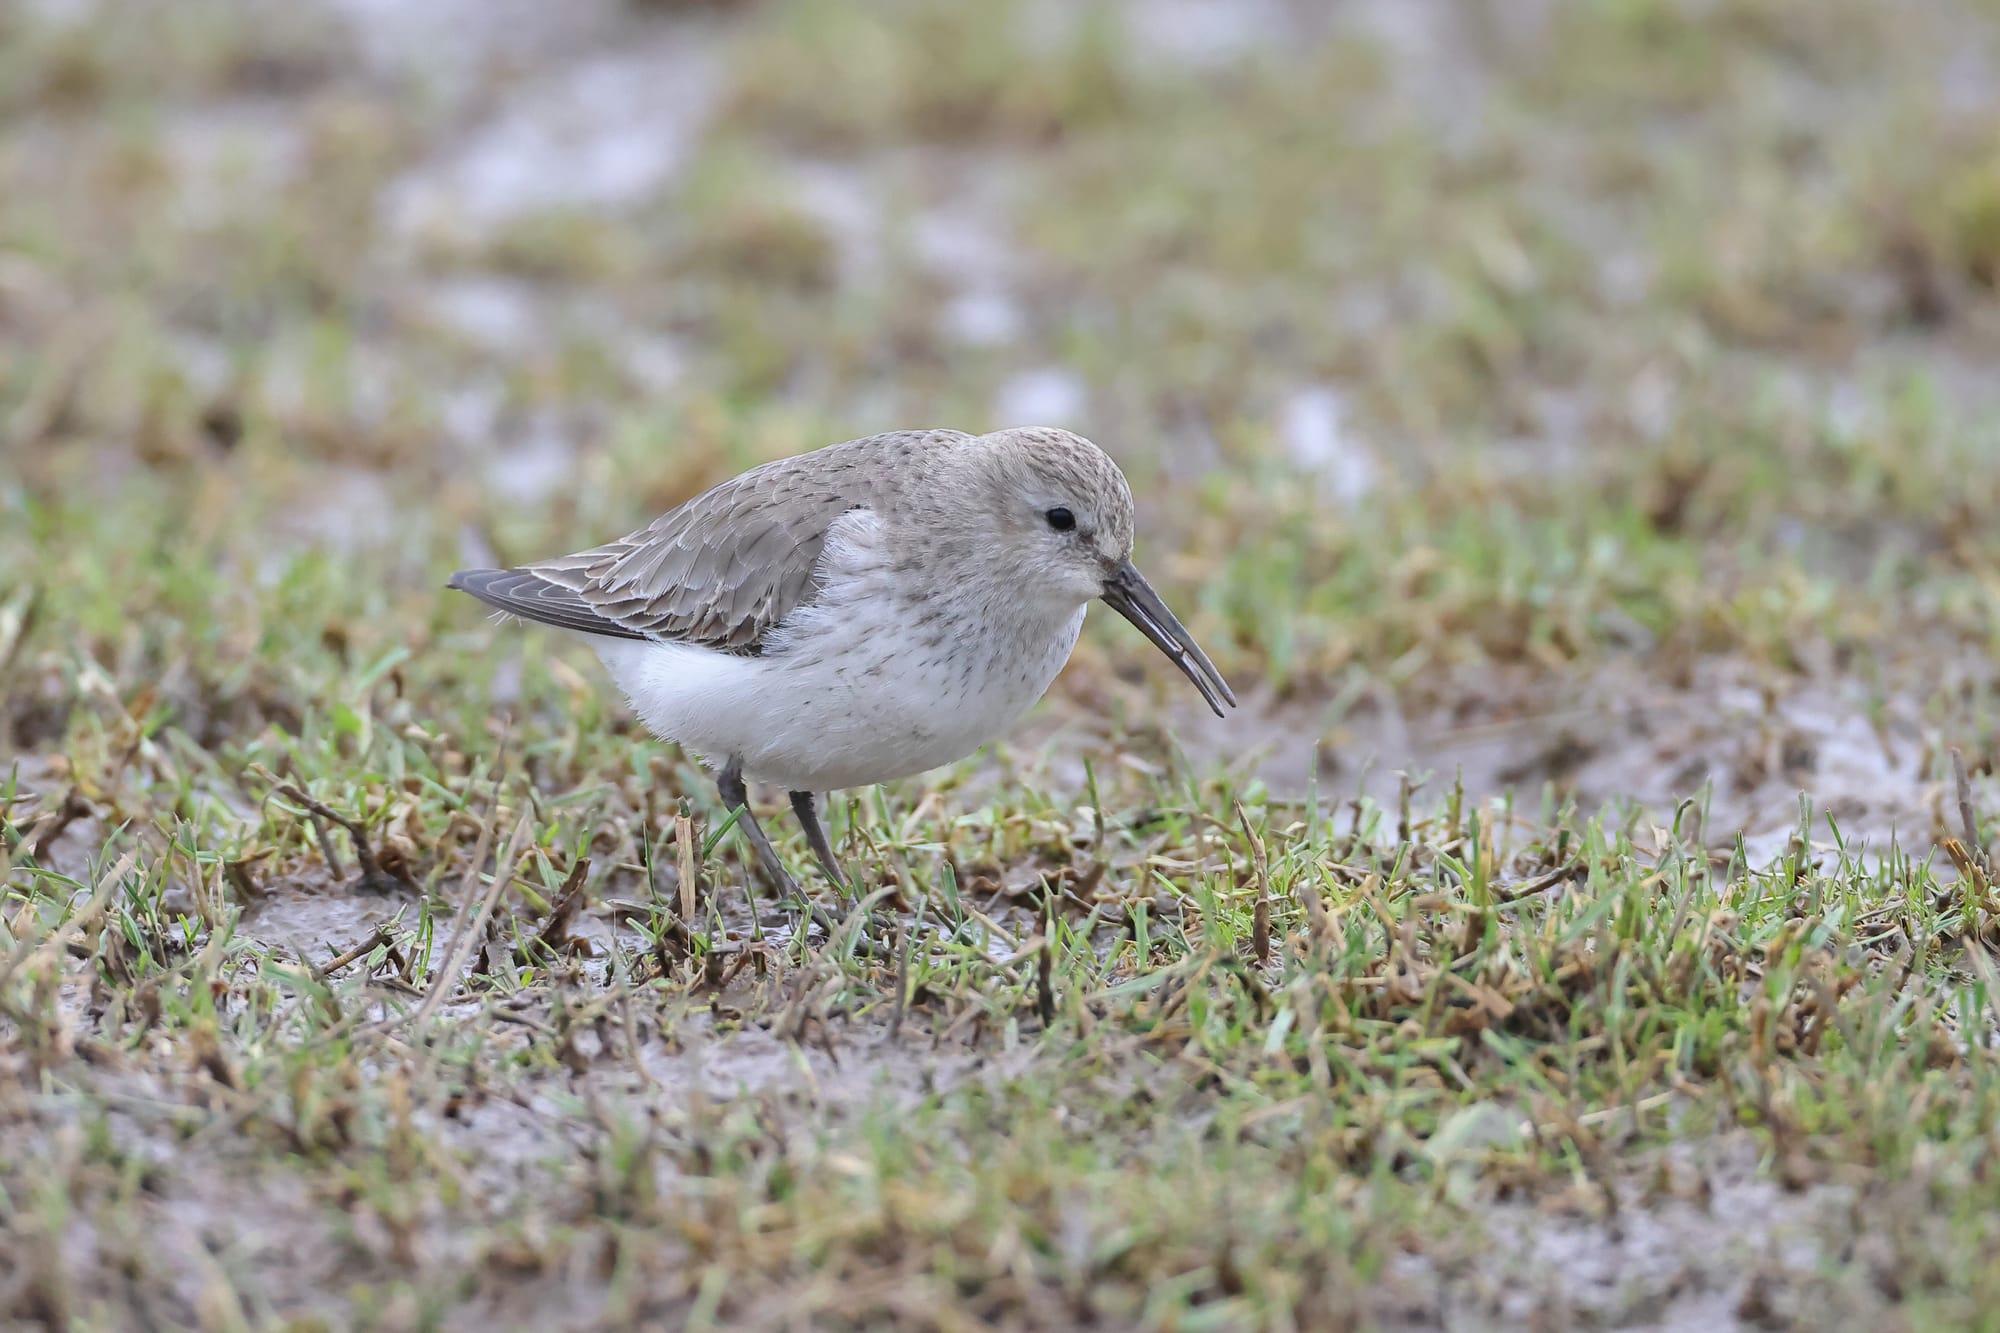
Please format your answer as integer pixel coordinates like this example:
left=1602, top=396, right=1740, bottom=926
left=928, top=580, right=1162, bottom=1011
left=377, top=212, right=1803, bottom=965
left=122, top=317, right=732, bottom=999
left=449, top=428, right=971, bottom=652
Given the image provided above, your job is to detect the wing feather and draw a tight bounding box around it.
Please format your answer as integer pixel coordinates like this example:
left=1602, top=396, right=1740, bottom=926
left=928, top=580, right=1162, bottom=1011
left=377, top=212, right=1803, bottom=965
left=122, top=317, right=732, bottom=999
left=446, top=569, right=650, bottom=640
left=450, top=429, right=967, bottom=653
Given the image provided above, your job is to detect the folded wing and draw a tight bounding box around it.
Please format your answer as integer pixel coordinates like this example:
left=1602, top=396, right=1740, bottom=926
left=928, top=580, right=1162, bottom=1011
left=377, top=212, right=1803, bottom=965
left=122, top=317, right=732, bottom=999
left=450, top=430, right=964, bottom=654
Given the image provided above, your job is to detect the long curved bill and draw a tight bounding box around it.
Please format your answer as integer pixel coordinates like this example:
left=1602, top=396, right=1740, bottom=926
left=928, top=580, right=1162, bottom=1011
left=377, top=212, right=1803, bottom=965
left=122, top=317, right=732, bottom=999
left=1099, top=559, right=1237, bottom=718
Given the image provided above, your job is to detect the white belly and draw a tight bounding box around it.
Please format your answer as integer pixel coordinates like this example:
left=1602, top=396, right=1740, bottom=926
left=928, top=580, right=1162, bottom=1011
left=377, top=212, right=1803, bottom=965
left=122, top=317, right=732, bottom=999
left=590, top=592, right=1086, bottom=793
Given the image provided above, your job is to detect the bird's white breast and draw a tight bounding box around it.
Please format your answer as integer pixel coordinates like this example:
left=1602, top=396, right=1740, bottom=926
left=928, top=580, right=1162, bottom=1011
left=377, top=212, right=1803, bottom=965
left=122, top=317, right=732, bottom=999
left=589, top=510, right=1087, bottom=792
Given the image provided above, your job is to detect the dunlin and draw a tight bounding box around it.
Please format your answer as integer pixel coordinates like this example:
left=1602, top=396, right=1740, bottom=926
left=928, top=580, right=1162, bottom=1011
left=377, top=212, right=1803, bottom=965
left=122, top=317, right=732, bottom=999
left=450, top=426, right=1234, bottom=905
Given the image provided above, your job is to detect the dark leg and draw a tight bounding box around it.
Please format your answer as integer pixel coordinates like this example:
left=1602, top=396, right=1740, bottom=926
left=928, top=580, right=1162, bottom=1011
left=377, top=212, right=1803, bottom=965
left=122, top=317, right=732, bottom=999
left=715, top=762, right=864, bottom=951
left=717, top=758, right=795, bottom=898
left=789, top=791, right=847, bottom=889
left=792, top=788, right=876, bottom=953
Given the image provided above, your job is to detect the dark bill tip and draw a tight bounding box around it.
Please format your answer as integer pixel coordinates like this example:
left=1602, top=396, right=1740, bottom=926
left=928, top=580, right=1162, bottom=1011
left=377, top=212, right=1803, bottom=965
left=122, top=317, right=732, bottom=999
left=1099, top=559, right=1237, bottom=718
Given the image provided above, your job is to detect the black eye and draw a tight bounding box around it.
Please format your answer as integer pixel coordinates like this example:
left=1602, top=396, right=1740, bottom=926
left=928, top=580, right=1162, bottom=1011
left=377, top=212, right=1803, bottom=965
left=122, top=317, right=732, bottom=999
left=1045, top=507, right=1075, bottom=532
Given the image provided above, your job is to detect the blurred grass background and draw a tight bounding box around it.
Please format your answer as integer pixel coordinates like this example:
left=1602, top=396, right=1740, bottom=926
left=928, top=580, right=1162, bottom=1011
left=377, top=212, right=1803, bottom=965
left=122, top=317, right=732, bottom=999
left=5, top=0, right=1998, bottom=704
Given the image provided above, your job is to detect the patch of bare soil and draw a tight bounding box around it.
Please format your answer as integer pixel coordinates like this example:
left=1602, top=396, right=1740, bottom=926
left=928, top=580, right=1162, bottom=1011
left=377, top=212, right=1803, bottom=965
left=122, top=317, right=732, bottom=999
left=0, top=970, right=993, bottom=1328
left=1389, top=1134, right=1883, bottom=1332
left=1131, top=654, right=1950, bottom=863
left=1, top=1002, right=1881, bottom=1332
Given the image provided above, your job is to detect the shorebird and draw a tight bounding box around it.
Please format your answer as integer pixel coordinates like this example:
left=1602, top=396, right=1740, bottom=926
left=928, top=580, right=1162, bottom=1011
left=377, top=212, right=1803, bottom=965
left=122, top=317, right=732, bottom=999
left=450, top=426, right=1235, bottom=912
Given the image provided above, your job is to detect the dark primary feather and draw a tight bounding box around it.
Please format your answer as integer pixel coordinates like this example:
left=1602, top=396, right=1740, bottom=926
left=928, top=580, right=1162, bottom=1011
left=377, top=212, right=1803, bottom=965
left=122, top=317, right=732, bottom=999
left=446, top=569, right=650, bottom=640
left=452, top=429, right=969, bottom=653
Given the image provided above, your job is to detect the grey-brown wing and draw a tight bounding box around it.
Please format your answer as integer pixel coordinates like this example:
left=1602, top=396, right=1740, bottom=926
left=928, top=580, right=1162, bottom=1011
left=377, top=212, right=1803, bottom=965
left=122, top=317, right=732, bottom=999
left=519, top=430, right=961, bottom=652
left=447, top=568, right=651, bottom=641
